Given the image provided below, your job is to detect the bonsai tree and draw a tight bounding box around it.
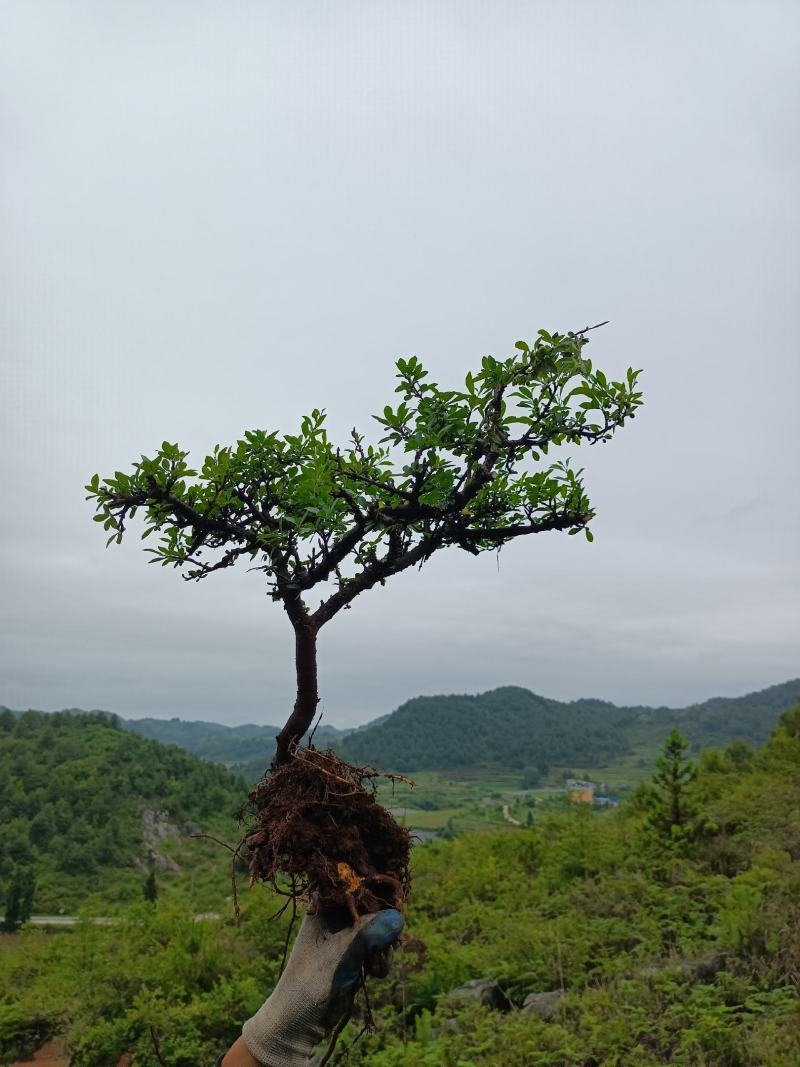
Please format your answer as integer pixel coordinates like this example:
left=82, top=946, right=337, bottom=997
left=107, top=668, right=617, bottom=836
left=87, top=325, right=642, bottom=915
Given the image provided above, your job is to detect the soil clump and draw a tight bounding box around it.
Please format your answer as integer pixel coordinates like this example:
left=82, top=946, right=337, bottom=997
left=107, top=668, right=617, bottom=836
left=242, top=747, right=411, bottom=918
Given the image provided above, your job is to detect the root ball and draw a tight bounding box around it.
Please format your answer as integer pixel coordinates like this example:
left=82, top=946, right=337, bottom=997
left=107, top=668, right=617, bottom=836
left=241, top=748, right=411, bottom=917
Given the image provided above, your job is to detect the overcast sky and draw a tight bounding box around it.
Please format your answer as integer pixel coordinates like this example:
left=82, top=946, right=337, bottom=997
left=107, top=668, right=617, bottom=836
left=1, top=1, right=798, bottom=728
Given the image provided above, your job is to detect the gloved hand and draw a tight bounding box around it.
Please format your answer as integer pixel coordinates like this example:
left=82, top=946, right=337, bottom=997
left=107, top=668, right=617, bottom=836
left=241, top=907, right=404, bottom=1067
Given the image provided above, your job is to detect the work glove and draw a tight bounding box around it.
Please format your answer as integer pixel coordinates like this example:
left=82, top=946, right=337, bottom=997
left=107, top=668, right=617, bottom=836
left=242, top=907, right=404, bottom=1067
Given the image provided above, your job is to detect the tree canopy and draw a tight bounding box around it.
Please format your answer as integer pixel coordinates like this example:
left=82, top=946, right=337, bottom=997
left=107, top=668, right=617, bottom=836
left=86, top=327, right=642, bottom=761
left=87, top=328, right=641, bottom=615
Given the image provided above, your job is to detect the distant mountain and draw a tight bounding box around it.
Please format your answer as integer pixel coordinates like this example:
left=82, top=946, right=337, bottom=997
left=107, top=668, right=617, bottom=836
left=4, top=679, right=796, bottom=777
left=121, top=717, right=344, bottom=773
left=0, top=704, right=344, bottom=780
left=627, top=679, right=800, bottom=750
left=338, top=679, right=800, bottom=773
left=338, top=686, right=633, bottom=771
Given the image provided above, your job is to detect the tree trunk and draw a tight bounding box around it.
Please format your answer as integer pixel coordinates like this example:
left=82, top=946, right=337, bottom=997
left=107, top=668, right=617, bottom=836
left=273, top=617, right=320, bottom=767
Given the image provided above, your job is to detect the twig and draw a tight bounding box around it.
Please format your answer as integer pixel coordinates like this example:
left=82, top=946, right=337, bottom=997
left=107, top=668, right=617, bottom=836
left=329, top=974, right=374, bottom=1063
left=190, top=832, right=237, bottom=854
left=573, top=320, right=609, bottom=336
left=294, top=747, right=416, bottom=791
left=231, top=840, right=245, bottom=919
left=149, top=1027, right=168, bottom=1067
left=307, top=709, right=324, bottom=747
left=318, top=1005, right=353, bottom=1067
left=361, top=972, right=375, bottom=1031
left=190, top=831, right=247, bottom=920
left=278, top=880, right=298, bottom=978
left=334, top=1019, right=369, bottom=1063
left=268, top=895, right=294, bottom=922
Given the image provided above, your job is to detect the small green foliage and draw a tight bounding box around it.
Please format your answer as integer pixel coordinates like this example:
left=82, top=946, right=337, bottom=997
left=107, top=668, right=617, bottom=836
left=85, top=331, right=642, bottom=622
left=85, top=329, right=643, bottom=759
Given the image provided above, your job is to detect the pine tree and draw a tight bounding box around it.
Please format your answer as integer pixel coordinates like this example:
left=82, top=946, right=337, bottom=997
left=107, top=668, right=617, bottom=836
left=647, top=729, right=698, bottom=842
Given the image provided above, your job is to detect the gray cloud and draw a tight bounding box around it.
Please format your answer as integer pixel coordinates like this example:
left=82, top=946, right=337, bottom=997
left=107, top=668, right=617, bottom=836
left=2, top=1, right=798, bottom=726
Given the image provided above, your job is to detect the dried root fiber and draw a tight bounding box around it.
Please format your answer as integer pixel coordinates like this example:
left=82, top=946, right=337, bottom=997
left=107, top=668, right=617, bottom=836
left=241, top=747, right=412, bottom=919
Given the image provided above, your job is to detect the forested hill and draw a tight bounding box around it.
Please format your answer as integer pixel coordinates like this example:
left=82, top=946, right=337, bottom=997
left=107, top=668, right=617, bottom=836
left=631, top=678, right=800, bottom=748
left=3, top=679, right=796, bottom=779
left=338, top=679, right=800, bottom=772
left=340, top=687, right=632, bottom=771
left=0, top=709, right=246, bottom=911
left=120, top=717, right=342, bottom=765
left=121, top=679, right=796, bottom=775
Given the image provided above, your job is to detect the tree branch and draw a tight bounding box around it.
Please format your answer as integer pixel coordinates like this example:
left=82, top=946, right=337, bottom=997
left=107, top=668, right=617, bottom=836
left=456, top=510, right=590, bottom=545
left=311, top=532, right=442, bottom=629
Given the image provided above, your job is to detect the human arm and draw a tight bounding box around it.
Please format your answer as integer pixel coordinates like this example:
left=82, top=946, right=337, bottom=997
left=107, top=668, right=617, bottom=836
left=221, top=908, right=404, bottom=1067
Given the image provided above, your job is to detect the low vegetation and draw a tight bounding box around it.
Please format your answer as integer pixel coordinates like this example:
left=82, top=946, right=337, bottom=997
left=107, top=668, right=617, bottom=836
left=1, top=705, right=798, bottom=1065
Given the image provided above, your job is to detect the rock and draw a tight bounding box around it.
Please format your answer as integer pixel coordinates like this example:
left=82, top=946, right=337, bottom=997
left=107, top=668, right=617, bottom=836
left=141, top=809, right=182, bottom=872
left=636, top=953, right=728, bottom=984
left=521, top=989, right=564, bottom=1020
left=446, top=978, right=512, bottom=1011
left=692, top=952, right=728, bottom=982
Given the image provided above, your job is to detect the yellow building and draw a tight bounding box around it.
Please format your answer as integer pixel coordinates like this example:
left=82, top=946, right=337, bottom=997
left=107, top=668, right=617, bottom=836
left=566, top=778, right=596, bottom=804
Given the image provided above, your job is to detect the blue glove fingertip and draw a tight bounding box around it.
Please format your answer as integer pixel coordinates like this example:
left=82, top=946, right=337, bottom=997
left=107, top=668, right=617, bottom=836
left=361, top=908, right=404, bottom=953
left=331, top=909, right=405, bottom=991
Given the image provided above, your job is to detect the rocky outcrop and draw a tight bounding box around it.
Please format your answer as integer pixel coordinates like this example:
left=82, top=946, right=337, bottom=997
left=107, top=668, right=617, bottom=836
left=440, top=952, right=730, bottom=1029
left=444, top=978, right=512, bottom=1011
left=521, top=989, right=564, bottom=1020
left=635, top=952, right=728, bottom=984
left=140, top=809, right=182, bottom=872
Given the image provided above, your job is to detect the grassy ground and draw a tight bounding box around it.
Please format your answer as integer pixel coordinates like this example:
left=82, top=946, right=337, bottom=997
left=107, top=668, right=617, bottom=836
left=375, top=754, right=661, bottom=839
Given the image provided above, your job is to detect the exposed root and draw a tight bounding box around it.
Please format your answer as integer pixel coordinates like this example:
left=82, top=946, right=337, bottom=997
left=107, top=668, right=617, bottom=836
left=239, top=747, right=412, bottom=916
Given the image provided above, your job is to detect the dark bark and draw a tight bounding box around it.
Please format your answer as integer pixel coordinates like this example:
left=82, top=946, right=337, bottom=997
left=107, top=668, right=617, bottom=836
left=273, top=610, right=320, bottom=767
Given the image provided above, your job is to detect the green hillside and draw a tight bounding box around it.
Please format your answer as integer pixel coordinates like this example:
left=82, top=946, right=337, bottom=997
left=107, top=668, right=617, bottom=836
left=629, top=678, right=800, bottom=748
left=0, top=709, right=248, bottom=913
left=2, top=707, right=799, bottom=1065
left=5, top=679, right=796, bottom=786
left=340, top=686, right=632, bottom=771
left=122, top=717, right=342, bottom=772
left=339, top=679, right=800, bottom=773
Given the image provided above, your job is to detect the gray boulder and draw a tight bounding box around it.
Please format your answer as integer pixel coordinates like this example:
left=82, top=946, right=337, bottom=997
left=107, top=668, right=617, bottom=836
left=521, top=989, right=564, bottom=1021
left=446, top=978, right=512, bottom=1011
left=637, top=952, right=728, bottom=984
